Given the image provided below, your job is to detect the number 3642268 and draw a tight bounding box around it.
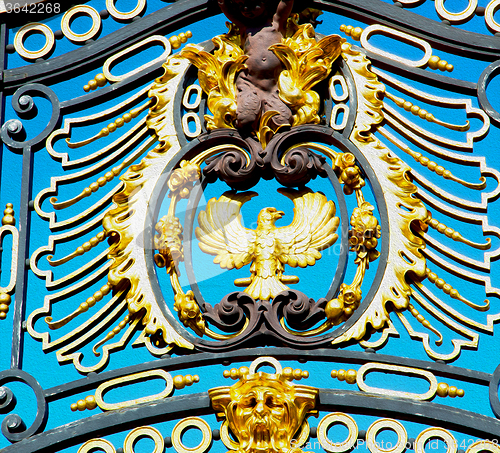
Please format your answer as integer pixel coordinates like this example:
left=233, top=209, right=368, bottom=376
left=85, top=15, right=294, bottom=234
left=6, top=3, right=61, bottom=13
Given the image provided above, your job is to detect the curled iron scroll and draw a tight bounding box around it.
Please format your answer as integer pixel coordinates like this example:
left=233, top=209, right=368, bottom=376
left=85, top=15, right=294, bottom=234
left=478, top=59, right=500, bottom=127
left=489, top=362, right=500, bottom=418
left=1, top=84, right=61, bottom=151
left=0, top=369, right=47, bottom=443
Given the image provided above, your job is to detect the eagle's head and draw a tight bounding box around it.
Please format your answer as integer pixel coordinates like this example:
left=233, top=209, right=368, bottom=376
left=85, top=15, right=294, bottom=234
left=257, top=207, right=285, bottom=227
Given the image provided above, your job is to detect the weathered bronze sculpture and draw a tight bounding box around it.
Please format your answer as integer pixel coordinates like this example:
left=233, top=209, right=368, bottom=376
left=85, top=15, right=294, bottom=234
left=217, top=0, right=295, bottom=131
left=181, top=0, right=343, bottom=148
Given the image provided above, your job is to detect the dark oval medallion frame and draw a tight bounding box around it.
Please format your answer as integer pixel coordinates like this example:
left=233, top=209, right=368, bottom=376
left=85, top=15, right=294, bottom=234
left=145, top=125, right=389, bottom=350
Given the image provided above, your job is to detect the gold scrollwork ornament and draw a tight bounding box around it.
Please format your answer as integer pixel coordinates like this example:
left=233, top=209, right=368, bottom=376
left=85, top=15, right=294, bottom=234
left=42, top=0, right=466, bottom=370
left=107, top=37, right=426, bottom=350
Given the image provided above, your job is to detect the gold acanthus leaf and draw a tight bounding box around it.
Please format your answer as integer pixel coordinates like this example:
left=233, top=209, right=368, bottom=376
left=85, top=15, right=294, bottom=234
left=148, top=54, right=192, bottom=148
left=271, top=23, right=345, bottom=126
left=181, top=35, right=247, bottom=130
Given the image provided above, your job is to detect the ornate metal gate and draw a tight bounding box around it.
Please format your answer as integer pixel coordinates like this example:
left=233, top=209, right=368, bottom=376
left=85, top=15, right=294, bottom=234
left=2, top=0, right=500, bottom=452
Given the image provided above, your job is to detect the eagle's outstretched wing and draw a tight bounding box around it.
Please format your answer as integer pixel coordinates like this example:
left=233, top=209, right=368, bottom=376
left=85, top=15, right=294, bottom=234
left=276, top=188, right=339, bottom=268
left=196, top=191, right=257, bottom=270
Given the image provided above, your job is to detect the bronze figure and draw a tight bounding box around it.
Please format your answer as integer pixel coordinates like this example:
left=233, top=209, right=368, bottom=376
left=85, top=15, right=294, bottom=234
left=218, top=0, right=295, bottom=132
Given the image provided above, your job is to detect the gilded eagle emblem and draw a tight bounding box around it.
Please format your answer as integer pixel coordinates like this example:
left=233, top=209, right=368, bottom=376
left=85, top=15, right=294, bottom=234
left=195, top=188, right=340, bottom=300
